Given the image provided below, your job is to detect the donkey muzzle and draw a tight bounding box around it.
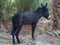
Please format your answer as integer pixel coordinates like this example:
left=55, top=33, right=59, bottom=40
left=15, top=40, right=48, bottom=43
left=48, top=15, right=51, bottom=20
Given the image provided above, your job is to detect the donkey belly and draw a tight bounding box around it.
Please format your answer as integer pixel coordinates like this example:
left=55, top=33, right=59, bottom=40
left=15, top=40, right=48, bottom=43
left=22, top=18, right=39, bottom=25
left=22, top=18, right=33, bottom=25
left=22, top=16, right=40, bottom=25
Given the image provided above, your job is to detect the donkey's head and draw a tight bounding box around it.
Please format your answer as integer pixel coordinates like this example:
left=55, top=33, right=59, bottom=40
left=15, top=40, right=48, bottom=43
left=41, top=3, right=50, bottom=20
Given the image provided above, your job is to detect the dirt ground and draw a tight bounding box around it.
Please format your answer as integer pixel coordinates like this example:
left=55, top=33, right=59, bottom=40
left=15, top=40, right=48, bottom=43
left=0, top=19, right=60, bottom=45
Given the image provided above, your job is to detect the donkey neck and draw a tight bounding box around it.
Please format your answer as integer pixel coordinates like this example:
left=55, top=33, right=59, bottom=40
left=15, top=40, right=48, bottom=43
left=35, top=9, right=43, bottom=18
left=33, top=11, right=42, bottom=22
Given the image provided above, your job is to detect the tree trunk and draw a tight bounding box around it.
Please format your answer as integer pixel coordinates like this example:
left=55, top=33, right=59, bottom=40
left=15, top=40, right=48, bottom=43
left=52, top=0, right=60, bottom=29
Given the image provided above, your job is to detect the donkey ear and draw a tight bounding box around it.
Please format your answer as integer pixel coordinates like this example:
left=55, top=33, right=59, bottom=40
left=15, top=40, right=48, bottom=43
left=45, top=3, right=47, bottom=7
left=41, top=3, right=44, bottom=7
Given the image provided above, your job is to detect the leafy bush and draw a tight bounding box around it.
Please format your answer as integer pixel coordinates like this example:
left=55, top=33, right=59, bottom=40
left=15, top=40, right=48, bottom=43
left=0, top=0, right=52, bottom=21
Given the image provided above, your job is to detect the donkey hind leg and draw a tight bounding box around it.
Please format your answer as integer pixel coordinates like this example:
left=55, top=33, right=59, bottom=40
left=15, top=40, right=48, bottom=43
left=32, top=23, right=36, bottom=40
left=15, top=25, right=22, bottom=44
left=11, top=25, right=16, bottom=44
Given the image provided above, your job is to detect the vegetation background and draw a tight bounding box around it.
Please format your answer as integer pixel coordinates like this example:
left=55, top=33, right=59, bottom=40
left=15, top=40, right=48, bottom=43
left=0, top=0, right=51, bottom=21
left=0, top=0, right=60, bottom=45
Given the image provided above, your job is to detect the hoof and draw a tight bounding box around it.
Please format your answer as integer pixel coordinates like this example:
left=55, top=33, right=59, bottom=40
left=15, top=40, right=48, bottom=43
left=32, top=38, right=35, bottom=40
left=18, top=42, right=21, bottom=44
left=13, top=43, right=15, bottom=45
left=17, top=41, right=21, bottom=44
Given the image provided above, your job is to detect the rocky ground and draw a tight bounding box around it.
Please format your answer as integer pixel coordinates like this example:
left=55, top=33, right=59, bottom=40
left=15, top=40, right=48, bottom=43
left=0, top=19, right=60, bottom=45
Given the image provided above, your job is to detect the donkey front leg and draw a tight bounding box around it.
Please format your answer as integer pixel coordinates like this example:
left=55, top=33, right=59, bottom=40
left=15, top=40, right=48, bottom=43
left=32, top=23, right=36, bottom=40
